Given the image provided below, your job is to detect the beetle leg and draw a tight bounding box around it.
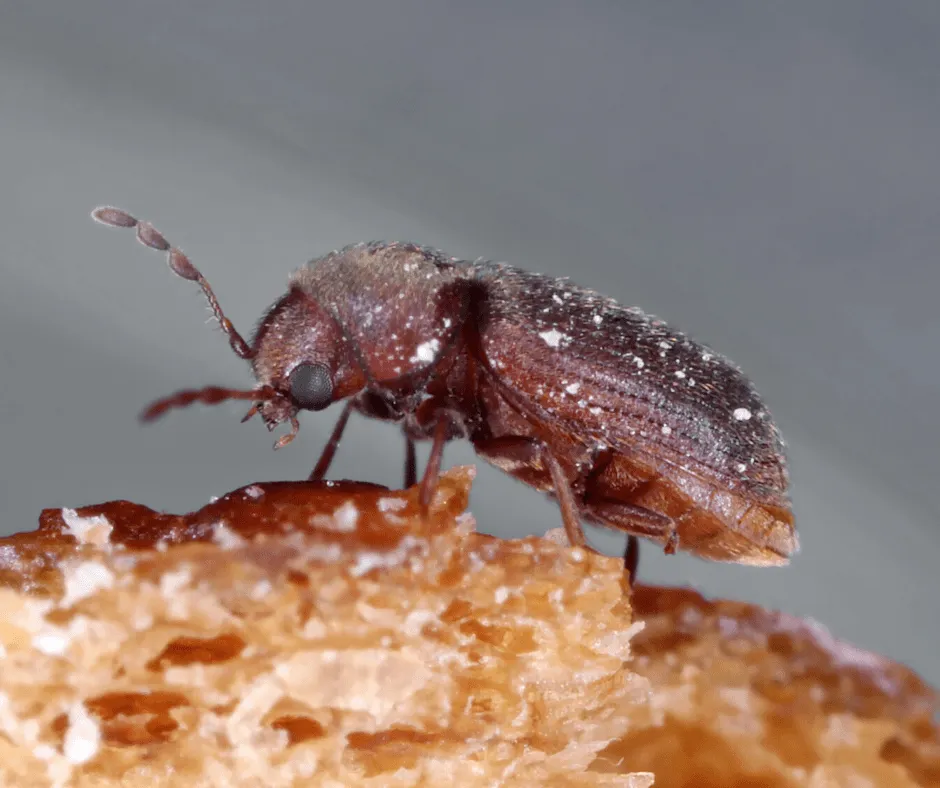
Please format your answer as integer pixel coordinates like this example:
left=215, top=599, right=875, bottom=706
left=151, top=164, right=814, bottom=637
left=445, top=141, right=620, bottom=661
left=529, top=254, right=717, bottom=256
left=419, top=413, right=452, bottom=517
left=624, top=536, right=640, bottom=585
left=471, top=435, right=587, bottom=548
left=308, top=399, right=354, bottom=481
left=542, top=448, right=588, bottom=548
left=577, top=448, right=643, bottom=584
left=581, top=497, right=678, bottom=553
left=404, top=438, right=418, bottom=488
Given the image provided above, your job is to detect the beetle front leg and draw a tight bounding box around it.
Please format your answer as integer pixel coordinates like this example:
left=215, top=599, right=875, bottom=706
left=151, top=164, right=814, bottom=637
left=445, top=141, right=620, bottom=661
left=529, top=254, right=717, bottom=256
left=309, top=399, right=355, bottom=481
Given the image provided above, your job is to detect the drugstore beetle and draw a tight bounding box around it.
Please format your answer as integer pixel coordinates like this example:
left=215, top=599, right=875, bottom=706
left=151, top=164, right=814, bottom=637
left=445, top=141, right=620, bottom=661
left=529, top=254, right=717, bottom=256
left=91, top=206, right=797, bottom=577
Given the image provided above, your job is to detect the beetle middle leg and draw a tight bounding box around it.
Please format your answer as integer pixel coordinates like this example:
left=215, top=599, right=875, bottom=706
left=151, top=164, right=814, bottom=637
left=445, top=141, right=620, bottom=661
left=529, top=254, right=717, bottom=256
left=412, top=408, right=469, bottom=518
left=419, top=415, right=449, bottom=515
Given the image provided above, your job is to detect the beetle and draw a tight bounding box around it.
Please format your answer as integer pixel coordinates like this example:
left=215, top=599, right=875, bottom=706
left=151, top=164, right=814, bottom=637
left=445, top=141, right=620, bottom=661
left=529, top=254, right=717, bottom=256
left=91, top=206, right=797, bottom=577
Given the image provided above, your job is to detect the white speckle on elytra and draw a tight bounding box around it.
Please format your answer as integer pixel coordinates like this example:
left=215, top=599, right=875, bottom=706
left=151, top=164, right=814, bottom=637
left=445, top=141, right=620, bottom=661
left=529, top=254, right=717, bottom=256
left=538, top=329, right=566, bottom=348
left=593, top=314, right=603, bottom=325
left=661, top=425, right=672, bottom=436
left=733, top=407, right=753, bottom=421
left=565, top=382, right=581, bottom=395
left=659, top=341, right=672, bottom=350
left=702, top=352, right=713, bottom=361
left=675, top=370, right=686, bottom=379
left=412, top=338, right=440, bottom=363
left=633, top=356, right=645, bottom=369
left=736, top=463, right=748, bottom=473
left=552, top=293, right=564, bottom=305
left=590, top=407, right=602, bottom=416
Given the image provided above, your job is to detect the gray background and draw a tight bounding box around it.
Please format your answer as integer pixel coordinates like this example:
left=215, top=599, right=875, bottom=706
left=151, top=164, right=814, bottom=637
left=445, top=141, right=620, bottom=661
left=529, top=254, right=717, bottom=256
left=2, top=1, right=938, bottom=687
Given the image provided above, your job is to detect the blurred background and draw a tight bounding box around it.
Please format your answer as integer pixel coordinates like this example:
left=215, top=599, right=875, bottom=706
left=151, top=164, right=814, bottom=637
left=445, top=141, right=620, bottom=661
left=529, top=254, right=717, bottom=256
left=1, top=1, right=938, bottom=686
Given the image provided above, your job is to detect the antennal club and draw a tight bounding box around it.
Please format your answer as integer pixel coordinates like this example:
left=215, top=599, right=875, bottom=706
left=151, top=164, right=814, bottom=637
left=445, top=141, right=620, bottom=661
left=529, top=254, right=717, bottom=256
left=91, top=206, right=253, bottom=359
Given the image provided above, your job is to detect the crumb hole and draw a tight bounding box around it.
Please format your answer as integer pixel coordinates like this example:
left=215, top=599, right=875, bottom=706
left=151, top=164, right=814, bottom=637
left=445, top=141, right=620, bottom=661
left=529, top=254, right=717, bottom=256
left=271, top=715, right=326, bottom=745
left=147, top=633, right=245, bottom=670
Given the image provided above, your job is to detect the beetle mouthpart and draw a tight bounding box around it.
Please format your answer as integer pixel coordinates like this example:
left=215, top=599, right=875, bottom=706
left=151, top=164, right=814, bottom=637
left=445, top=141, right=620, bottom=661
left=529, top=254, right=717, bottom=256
left=273, top=416, right=301, bottom=450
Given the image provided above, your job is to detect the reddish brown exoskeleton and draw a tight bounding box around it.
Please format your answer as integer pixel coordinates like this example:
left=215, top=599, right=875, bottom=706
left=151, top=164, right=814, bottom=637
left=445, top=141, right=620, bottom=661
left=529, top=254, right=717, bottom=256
left=91, top=206, right=797, bottom=578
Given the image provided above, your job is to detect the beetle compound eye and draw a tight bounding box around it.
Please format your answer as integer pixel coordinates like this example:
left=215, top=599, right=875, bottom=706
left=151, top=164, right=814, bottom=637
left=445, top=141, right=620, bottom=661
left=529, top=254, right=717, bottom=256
left=289, top=363, right=334, bottom=411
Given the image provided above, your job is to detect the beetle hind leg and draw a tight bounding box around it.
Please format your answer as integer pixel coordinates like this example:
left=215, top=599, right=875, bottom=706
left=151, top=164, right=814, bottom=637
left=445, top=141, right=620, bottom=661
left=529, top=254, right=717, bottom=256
left=581, top=497, right=679, bottom=554
left=624, top=536, right=639, bottom=586
left=471, top=435, right=675, bottom=585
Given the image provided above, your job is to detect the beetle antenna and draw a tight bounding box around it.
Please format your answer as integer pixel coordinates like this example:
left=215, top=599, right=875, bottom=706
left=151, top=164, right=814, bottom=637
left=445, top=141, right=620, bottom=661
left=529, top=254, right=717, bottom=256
left=140, top=385, right=278, bottom=422
left=91, top=206, right=254, bottom=360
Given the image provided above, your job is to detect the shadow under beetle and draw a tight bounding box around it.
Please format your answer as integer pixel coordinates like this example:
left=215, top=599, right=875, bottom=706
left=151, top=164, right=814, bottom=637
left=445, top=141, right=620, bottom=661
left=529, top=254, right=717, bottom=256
left=92, top=206, right=798, bottom=579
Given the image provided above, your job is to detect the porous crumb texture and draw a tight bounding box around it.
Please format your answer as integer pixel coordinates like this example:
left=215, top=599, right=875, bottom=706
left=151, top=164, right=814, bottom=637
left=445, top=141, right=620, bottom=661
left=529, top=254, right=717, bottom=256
left=600, top=587, right=940, bottom=787
left=0, top=467, right=936, bottom=787
left=0, top=468, right=652, bottom=788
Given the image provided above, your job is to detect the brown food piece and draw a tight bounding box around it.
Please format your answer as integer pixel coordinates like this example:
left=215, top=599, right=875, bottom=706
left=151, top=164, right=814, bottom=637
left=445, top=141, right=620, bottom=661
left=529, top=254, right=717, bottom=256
left=600, top=586, right=940, bottom=787
left=0, top=467, right=935, bottom=787
left=0, top=468, right=651, bottom=787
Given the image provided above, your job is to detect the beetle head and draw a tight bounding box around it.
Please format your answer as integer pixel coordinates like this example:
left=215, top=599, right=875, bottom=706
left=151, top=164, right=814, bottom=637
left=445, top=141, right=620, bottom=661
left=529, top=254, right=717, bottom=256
left=92, top=209, right=459, bottom=450
left=247, top=287, right=368, bottom=438
left=92, top=206, right=374, bottom=449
